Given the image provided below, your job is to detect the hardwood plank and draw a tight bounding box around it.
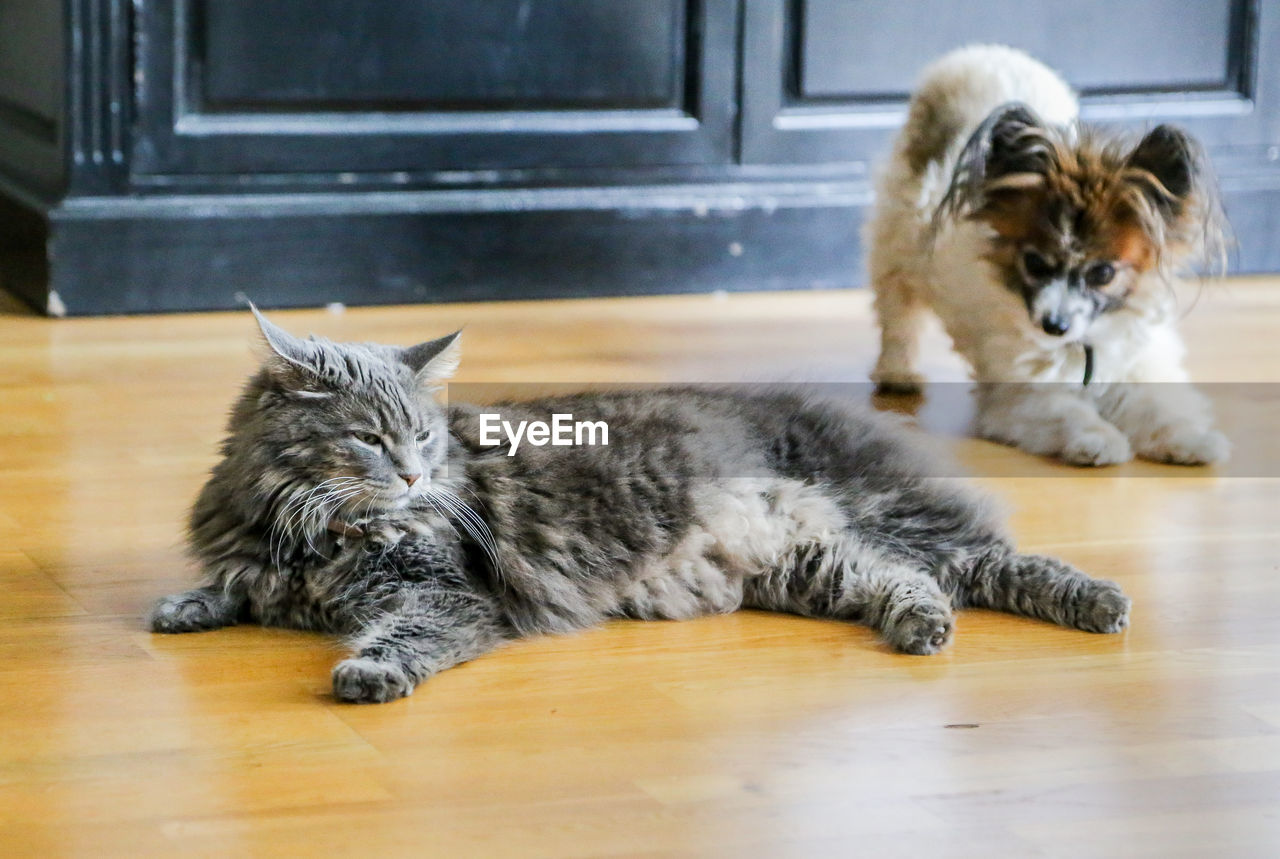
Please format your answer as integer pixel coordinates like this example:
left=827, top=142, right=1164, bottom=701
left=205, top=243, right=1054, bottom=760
left=1, top=279, right=1278, bottom=855
left=0, top=551, right=85, bottom=619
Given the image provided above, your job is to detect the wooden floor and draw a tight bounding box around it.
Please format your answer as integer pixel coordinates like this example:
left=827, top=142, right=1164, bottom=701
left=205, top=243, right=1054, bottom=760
left=2, top=280, right=1279, bottom=857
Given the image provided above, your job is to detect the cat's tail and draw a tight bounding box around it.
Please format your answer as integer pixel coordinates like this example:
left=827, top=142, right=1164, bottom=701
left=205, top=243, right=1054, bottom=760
left=957, top=545, right=1130, bottom=634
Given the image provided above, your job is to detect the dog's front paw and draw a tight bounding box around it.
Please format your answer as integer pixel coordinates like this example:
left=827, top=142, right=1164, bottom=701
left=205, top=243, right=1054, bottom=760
left=872, top=368, right=926, bottom=396
left=1137, top=427, right=1230, bottom=466
left=1069, top=580, right=1131, bottom=634
left=332, top=658, right=415, bottom=703
left=1061, top=424, right=1132, bottom=467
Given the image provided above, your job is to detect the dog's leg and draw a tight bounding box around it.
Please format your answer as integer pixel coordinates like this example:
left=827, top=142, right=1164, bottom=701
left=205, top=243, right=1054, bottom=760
left=870, top=265, right=931, bottom=394
left=1092, top=334, right=1229, bottom=466
left=866, top=179, right=933, bottom=395
left=976, top=383, right=1133, bottom=466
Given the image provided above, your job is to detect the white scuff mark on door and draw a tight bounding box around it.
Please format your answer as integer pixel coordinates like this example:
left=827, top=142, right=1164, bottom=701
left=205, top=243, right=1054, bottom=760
left=47, top=291, right=68, bottom=318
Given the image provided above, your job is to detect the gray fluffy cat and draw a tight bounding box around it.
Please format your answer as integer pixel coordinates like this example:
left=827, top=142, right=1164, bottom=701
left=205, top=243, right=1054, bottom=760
left=150, top=309, right=1131, bottom=703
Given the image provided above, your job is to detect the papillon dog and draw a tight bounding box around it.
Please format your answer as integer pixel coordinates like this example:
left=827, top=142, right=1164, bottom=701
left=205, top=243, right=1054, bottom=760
left=866, top=45, right=1228, bottom=466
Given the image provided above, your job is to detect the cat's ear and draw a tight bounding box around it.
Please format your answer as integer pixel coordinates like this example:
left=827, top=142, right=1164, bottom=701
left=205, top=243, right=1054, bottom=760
left=249, top=303, right=330, bottom=389
left=401, top=330, right=462, bottom=385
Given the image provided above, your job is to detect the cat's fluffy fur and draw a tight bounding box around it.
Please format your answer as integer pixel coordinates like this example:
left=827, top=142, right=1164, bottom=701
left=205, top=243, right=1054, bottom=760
left=867, top=45, right=1228, bottom=466
left=151, top=310, right=1130, bottom=703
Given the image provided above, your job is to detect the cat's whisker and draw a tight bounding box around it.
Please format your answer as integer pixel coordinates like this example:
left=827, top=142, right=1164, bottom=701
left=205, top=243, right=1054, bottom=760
left=301, top=484, right=365, bottom=555
left=318, top=488, right=365, bottom=533
left=307, top=480, right=363, bottom=517
left=430, top=494, right=477, bottom=555
left=419, top=494, right=462, bottom=543
left=445, top=483, right=501, bottom=539
left=356, top=490, right=380, bottom=529
left=453, top=482, right=488, bottom=509
left=427, top=486, right=503, bottom=578
left=280, top=484, right=331, bottom=552
left=305, top=487, right=357, bottom=532
left=269, top=481, right=315, bottom=569
left=273, top=477, right=364, bottom=563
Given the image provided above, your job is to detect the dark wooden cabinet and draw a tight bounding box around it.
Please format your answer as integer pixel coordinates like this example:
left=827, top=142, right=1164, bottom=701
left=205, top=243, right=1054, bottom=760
left=2, top=0, right=1278, bottom=315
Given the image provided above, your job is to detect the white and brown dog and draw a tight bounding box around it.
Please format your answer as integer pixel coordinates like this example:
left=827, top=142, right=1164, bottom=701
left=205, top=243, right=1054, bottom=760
left=866, top=45, right=1228, bottom=466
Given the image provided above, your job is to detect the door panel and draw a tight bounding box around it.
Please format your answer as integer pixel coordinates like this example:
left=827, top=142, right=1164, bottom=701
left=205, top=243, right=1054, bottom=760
left=202, top=1, right=684, bottom=110
left=741, top=0, right=1272, bottom=167
left=0, top=0, right=65, bottom=194
left=800, top=0, right=1238, bottom=99
left=134, top=0, right=735, bottom=175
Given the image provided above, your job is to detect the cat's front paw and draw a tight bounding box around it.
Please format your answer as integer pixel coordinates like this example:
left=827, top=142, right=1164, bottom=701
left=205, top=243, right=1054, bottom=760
left=332, top=658, right=414, bottom=703
left=353, top=516, right=431, bottom=551
left=329, top=516, right=409, bottom=550
left=884, top=600, right=955, bottom=655
left=1137, top=426, right=1230, bottom=466
left=1069, top=580, right=1131, bottom=634
left=365, top=520, right=409, bottom=549
left=1061, top=423, right=1132, bottom=467
left=149, top=589, right=236, bottom=633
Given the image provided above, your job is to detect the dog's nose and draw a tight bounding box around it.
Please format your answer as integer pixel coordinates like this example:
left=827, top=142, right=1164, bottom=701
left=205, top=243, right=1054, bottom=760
left=1040, top=314, right=1070, bottom=336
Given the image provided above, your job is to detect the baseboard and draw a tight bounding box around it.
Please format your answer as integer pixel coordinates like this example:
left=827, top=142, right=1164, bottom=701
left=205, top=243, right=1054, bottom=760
left=40, top=183, right=871, bottom=315
left=4, top=179, right=1278, bottom=316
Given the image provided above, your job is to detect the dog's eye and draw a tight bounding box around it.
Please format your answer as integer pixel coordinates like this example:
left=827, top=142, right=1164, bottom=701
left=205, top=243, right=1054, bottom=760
left=352, top=431, right=383, bottom=449
left=1084, top=262, right=1116, bottom=287
left=1022, top=251, right=1056, bottom=279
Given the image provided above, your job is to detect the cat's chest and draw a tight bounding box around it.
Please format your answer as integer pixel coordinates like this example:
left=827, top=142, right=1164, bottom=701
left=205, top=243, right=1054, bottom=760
left=245, top=550, right=362, bottom=633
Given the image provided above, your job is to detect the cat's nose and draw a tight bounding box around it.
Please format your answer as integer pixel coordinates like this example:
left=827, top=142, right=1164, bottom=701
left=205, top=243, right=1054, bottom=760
left=399, top=472, right=421, bottom=488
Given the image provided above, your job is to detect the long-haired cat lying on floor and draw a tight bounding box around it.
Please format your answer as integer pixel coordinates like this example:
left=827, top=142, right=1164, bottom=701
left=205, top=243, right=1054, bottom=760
left=151, top=309, right=1130, bottom=703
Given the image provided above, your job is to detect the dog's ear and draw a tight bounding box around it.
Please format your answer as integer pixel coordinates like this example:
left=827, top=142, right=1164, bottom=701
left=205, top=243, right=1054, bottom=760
left=935, top=102, right=1055, bottom=226
left=1121, top=124, right=1228, bottom=272
left=1125, top=125, right=1198, bottom=217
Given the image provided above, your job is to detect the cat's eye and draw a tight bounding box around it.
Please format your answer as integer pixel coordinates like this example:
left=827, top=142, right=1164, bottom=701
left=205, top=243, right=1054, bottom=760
left=1084, top=262, right=1116, bottom=287
left=1022, top=251, right=1057, bottom=280
left=352, top=431, right=383, bottom=448
left=415, top=429, right=433, bottom=444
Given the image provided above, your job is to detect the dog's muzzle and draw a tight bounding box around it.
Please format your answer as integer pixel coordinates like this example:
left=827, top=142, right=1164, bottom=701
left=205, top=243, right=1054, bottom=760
left=1040, top=313, right=1071, bottom=336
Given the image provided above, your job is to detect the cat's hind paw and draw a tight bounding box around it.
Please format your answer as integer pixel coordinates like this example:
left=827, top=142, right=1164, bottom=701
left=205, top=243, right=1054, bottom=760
left=332, top=658, right=414, bottom=704
left=1069, top=580, right=1131, bottom=634
left=884, top=600, right=955, bottom=655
